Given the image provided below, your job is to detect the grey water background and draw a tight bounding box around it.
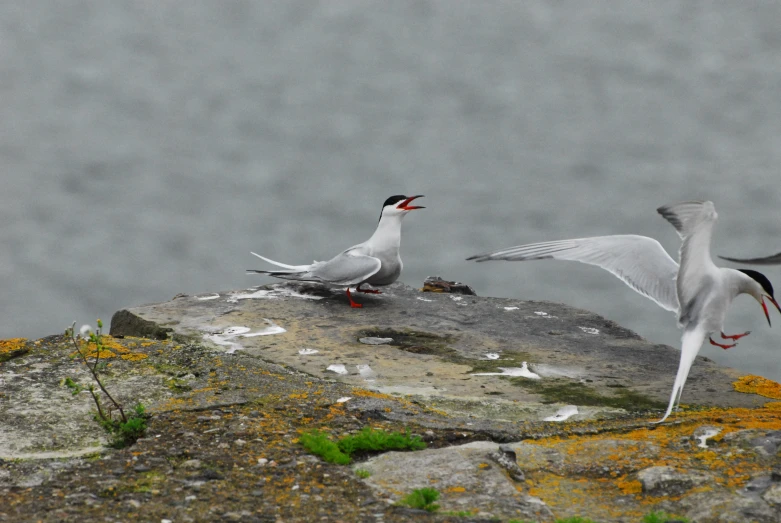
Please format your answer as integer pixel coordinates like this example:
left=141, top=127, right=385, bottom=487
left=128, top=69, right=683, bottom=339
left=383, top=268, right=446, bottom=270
left=2, top=1, right=781, bottom=380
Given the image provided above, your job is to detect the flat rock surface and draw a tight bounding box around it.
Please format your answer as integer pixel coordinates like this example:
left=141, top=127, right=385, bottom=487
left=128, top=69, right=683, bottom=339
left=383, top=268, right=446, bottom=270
left=111, top=281, right=766, bottom=420
left=3, top=281, right=781, bottom=522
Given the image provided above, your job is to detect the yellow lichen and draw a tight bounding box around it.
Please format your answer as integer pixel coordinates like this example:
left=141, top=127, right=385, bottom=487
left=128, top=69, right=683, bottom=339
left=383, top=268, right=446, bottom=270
left=733, top=375, right=781, bottom=399
left=121, top=353, right=149, bottom=361
left=0, top=338, right=26, bottom=353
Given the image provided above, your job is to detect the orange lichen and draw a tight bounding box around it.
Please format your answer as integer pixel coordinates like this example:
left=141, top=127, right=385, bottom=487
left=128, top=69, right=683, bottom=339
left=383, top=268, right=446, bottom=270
left=444, top=486, right=466, bottom=493
left=0, top=338, right=27, bottom=353
left=520, top=403, right=781, bottom=519
left=121, top=353, right=149, bottom=361
left=733, top=375, right=781, bottom=399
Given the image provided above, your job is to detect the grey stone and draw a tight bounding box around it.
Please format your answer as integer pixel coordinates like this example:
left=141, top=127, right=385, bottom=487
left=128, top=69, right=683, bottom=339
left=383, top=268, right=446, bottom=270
left=638, top=466, right=711, bottom=495
left=762, top=484, right=781, bottom=505
left=359, top=441, right=552, bottom=521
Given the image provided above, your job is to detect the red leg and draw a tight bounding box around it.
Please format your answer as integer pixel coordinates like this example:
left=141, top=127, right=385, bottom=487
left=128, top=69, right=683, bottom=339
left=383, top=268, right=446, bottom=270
left=356, top=283, right=381, bottom=294
left=720, top=330, right=751, bottom=341
left=709, top=337, right=737, bottom=350
left=346, top=288, right=362, bottom=308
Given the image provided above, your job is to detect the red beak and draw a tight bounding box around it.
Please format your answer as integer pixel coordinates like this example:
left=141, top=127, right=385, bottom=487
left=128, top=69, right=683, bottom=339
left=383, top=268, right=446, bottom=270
left=397, top=195, right=425, bottom=210
left=763, top=296, right=781, bottom=327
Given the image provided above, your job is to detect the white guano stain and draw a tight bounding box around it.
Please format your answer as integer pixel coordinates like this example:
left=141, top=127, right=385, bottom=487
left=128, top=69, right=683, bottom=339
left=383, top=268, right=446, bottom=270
left=543, top=405, right=579, bottom=422
left=695, top=428, right=722, bottom=449
left=504, top=306, right=519, bottom=311
left=226, top=284, right=324, bottom=303
left=203, top=320, right=286, bottom=354
left=326, top=364, right=348, bottom=375
left=298, top=348, right=319, bottom=355
left=416, top=297, right=434, bottom=302
left=484, top=353, right=500, bottom=360
left=579, top=327, right=600, bottom=335
left=196, top=293, right=221, bottom=301
left=472, top=362, right=541, bottom=379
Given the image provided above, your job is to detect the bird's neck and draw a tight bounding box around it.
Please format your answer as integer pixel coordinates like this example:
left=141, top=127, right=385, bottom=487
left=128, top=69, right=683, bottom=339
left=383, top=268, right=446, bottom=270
left=366, top=215, right=403, bottom=251
left=729, top=269, right=762, bottom=302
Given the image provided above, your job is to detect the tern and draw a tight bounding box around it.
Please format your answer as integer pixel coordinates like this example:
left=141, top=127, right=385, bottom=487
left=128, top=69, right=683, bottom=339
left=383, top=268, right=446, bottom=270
left=247, top=195, right=424, bottom=308
left=467, top=200, right=780, bottom=423
left=720, top=251, right=781, bottom=265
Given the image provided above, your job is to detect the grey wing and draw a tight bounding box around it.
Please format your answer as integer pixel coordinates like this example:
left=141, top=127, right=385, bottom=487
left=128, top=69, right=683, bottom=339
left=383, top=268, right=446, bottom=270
left=467, top=235, right=680, bottom=312
left=719, top=251, right=781, bottom=265
left=657, top=200, right=719, bottom=318
left=309, top=251, right=382, bottom=285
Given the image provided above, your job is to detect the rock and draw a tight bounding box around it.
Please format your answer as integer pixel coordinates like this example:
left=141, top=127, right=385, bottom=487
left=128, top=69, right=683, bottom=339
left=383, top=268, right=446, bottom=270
left=358, top=337, right=393, bottom=345
left=180, top=459, right=202, bottom=469
left=637, top=466, right=711, bottom=495
left=421, top=276, right=477, bottom=295
left=489, top=445, right=525, bottom=482
left=359, top=441, right=552, bottom=521
left=681, top=490, right=778, bottom=523
left=763, top=484, right=781, bottom=505
left=109, top=281, right=766, bottom=424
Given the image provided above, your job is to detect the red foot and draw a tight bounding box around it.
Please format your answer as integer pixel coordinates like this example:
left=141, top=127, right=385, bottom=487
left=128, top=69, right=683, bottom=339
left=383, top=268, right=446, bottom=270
left=709, top=337, right=737, bottom=350
left=356, top=283, right=381, bottom=294
left=346, top=288, right=363, bottom=308
left=720, top=330, right=751, bottom=341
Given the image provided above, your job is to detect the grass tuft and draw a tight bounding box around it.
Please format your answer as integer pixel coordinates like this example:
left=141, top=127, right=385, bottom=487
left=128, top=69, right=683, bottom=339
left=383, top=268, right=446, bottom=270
left=643, top=511, right=690, bottom=523
left=355, top=468, right=371, bottom=478
left=338, top=427, right=426, bottom=455
left=400, top=487, right=440, bottom=512
left=299, top=430, right=351, bottom=465
left=300, top=427, right=426, bottom=465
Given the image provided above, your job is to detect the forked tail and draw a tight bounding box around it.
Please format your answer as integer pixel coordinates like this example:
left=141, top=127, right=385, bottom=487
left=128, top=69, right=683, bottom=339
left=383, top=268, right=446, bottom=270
left=652, top=326, right=707, bottom=424
left=246, top=252, right=312, bottom=279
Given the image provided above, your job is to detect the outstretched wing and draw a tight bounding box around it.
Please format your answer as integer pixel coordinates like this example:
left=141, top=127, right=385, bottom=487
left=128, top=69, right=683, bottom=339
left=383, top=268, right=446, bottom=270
left=657, top=200, right=719, bottom=324
left=309, top=251, right=382, bottom=286
left=719, top=251, right=781, bottom=266
left=467, top=235, right=680, bottom=312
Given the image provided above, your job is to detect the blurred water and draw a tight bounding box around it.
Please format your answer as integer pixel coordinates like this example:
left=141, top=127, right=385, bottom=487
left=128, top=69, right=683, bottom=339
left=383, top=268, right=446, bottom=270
left=2, top=1, right=781, bottom=380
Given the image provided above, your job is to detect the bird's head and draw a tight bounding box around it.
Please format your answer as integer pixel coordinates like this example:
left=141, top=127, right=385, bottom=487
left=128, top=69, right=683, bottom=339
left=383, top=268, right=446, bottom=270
left=740, top=269, right=781, bottom=326
left=379, top=195, right=425, bottom=220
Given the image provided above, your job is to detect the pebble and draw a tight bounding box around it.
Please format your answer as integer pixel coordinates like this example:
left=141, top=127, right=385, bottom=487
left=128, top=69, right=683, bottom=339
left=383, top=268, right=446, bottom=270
left=257, top=458, right=269, bottom=466
left=358, top=337, right=393, bottom=345
left=180, top=459, right=202, bottom=469
left=234, top=439, right=246, bottom=446
left=133, top=465, right=151, bottom=473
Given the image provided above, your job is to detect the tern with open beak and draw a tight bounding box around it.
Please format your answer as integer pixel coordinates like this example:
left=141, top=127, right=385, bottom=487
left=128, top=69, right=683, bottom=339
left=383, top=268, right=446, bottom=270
left=468, top=200, right=780, bottom=423
left=248, top=195, right=424, bottom=308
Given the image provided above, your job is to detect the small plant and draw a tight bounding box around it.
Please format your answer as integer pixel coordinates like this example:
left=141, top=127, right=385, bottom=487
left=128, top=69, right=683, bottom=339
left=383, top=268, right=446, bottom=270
left=643, top=511, right=689, bottom=523
left=400, top=487, right=440, bottom=512
left=63, top=320, right=148, bottom=448
left=355, top=468, right=371, bottom=478
left=299, top=430, right=351, bottom=465
left=337, top=427, right=426, bottom=455
left=300, top=427, right=427, bottom=465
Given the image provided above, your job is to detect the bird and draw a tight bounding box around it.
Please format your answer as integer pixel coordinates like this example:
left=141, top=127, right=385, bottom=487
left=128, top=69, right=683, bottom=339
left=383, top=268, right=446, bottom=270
left=720, top=251, right=781, bottom=265
left=467, top=200, right=780, bottom=423
left=247, top=195, right=424, bottom=308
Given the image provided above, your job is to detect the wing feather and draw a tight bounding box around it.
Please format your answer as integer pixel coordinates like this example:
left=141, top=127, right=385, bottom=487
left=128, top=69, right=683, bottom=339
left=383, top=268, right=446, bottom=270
left=468, top=235, right=680, bottom=312
left=657, top=201, right=719, bottom=324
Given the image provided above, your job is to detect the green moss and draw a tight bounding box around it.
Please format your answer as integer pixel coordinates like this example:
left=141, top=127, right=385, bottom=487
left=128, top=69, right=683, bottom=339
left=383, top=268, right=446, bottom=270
left=643, top=511, right=690, bottom=523
left=165, top=377, right=192, bottom=393
left=300, top=427, right=426, bottom=465
left=399, top=487, right=440, bottom=512
left=514, top=378, right=666, bottom=411
left=358, top=328, right=456, bottom=357
left=299, top=431, right=351, bottom=465
left=338, top=427, right=426, bottom=455
left=355, top=468, right=371, bottom=479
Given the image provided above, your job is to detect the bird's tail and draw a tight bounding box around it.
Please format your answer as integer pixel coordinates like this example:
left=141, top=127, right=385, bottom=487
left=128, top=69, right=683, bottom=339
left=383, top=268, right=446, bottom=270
left=246, top=252, right=313, bottom=279
left=653, top=326, right=706, bottom=424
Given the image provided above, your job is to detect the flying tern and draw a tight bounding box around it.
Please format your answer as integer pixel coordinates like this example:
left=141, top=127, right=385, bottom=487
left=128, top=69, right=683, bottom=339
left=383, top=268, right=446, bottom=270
left=467, top=200, right=780, bottom=423
left=720, top=252, right=781, bottom=265
left=248, top=195, right=424, bottom=308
